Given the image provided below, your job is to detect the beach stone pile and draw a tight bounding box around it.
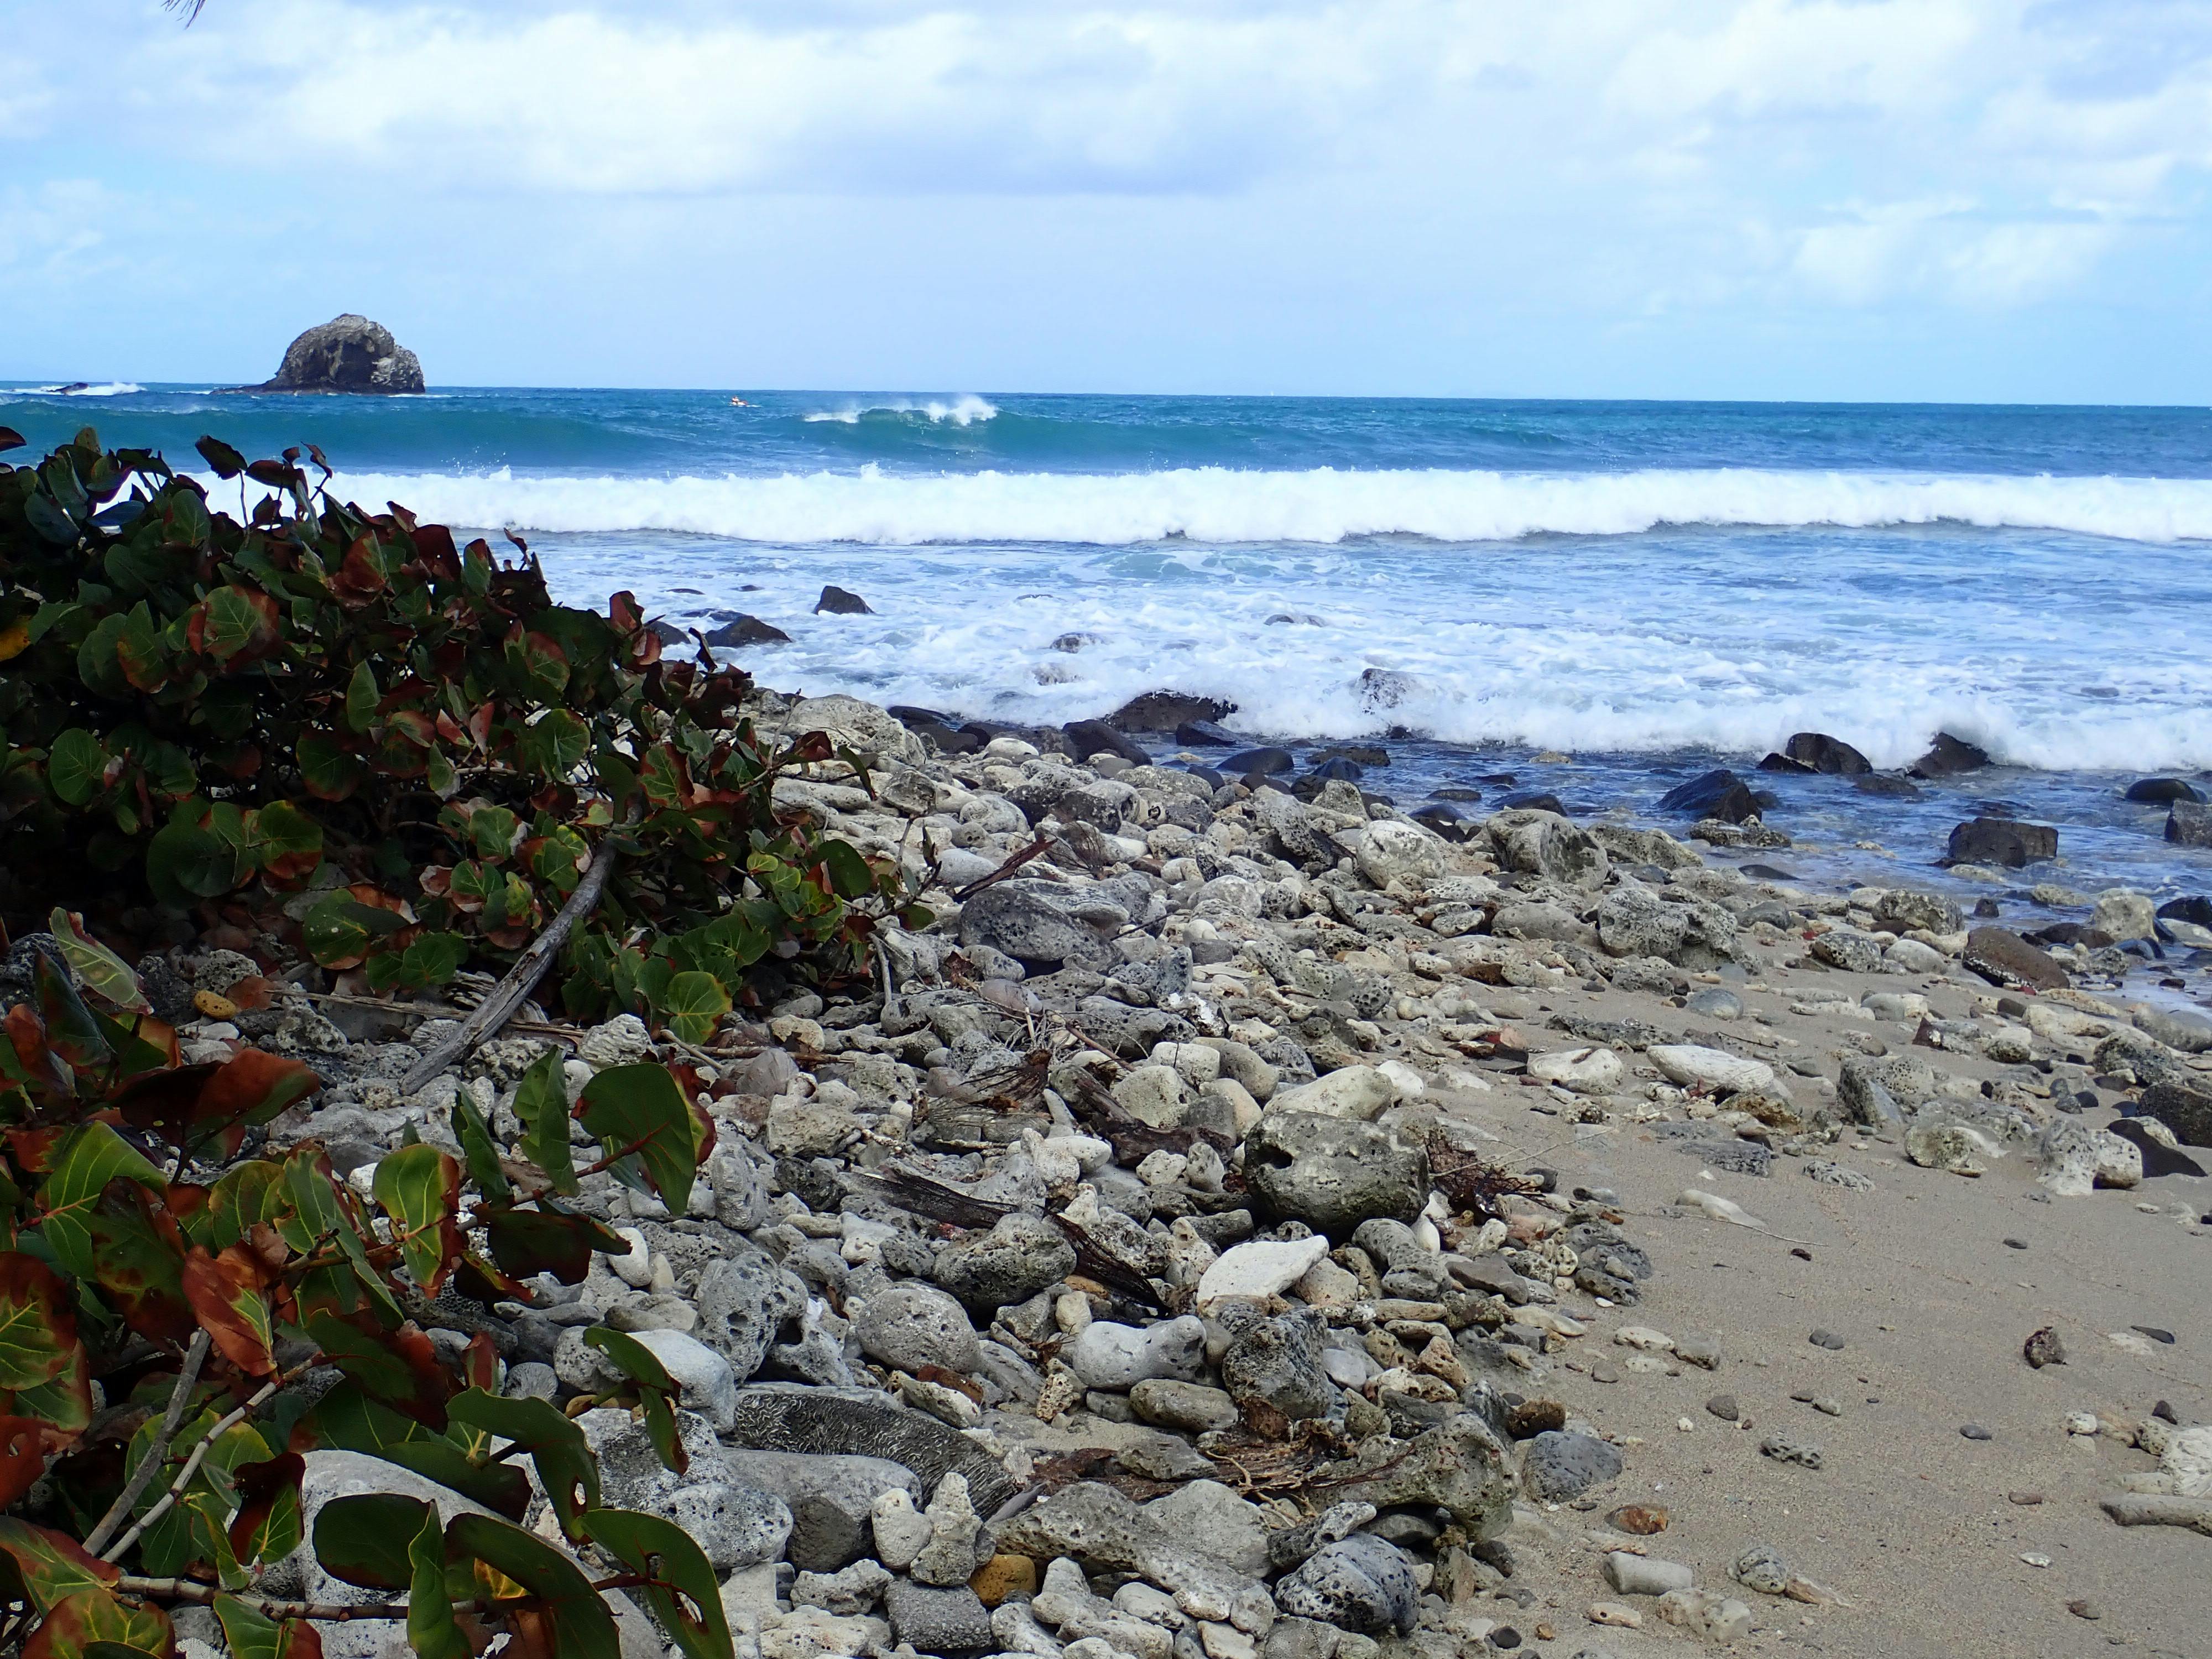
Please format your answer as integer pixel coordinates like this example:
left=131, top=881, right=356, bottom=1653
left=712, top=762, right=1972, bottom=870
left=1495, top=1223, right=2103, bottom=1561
left=81, top=685, right=2212, bottom=1659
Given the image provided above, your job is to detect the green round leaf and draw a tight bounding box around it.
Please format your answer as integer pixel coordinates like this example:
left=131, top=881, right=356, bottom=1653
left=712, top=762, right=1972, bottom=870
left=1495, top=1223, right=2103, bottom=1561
left=145, top=818, right=247, bottom=902
left=45, top=731, right=105, bottom=807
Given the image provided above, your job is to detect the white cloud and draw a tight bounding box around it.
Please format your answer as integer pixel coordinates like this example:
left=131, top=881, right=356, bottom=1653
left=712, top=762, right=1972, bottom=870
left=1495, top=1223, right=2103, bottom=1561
left=7, top=0, right=2212, bottom=365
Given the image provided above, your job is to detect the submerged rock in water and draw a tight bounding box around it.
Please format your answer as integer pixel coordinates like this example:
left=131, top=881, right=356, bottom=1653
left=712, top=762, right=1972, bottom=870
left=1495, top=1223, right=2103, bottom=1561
left=248, top=314, right=423, bottom=393
left=1947, top=817, right=2058, bottom=868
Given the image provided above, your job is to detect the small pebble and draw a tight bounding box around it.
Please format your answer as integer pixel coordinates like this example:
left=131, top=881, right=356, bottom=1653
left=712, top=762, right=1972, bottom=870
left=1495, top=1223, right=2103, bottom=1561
left=1808, top=1328, right=1846, bottom=1350
left=2131, top=1325, right=2176, bottom=1344
left=2068, top=1599, right=2103, bottom=1621
left=1961, top=1424, right=1992, bottom=1441
left=2002, top=1237, right=2027, bottom=1250
left=1790, top=1247, right=1813, bottom=1261
left=2020, top=1552, right=2051, bottom=1568
left=2008, top=1491, right=2045, bottom=1505
left=1706, top=1394, right=1739, bottom=1421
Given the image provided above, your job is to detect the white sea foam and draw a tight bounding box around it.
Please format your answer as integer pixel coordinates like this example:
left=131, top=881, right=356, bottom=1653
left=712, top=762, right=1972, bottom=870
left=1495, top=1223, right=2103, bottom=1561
left=29, top=382, right=145, bottom=397
left=801, top=395, right=998, bottom=426
left=265, top=463, right=2212, bottom=545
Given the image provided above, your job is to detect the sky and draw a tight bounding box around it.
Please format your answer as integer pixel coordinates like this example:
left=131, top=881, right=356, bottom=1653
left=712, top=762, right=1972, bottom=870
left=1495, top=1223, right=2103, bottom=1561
left=4, top=0, right=2211, bottom=400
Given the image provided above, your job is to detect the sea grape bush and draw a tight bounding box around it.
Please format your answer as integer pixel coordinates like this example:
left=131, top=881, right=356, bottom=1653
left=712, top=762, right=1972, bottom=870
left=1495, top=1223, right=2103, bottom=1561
left=0, top=427, right=914, bottom=1032
left=0, top=919, right=731, bottom=1659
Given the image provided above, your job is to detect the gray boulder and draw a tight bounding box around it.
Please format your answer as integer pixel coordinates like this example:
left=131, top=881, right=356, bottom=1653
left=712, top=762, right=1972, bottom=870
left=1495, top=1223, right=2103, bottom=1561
left=1521, top=1430, right=1624, bottom=1500
left=1595, top=884, right=1739, bottom=968
left=693, top=1243, right=808, bottom=1380
left=1218, top=1307, right=1337, bottom=1428
left=577, top=1408, right=792, bottom=1572
left=729, top=1385, right=1020, bottom=1514
left=1244, top=1112, right=1427, bottom=1235
left=851, top=1282, right=981, bottom=1374
left=252, top=314, right=424, bottom=393
left=1274, top=1535, right=1418, bottom=1635
left=883, top=1582, right=993, bottom=1651
left=960, top=881, right=1119, bottom=971
left=933, top=1211, right=1077, bottom=1310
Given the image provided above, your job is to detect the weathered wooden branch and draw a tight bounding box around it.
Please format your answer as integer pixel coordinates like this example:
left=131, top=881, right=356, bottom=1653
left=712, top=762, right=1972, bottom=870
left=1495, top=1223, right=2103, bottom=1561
left=401, top=840, right=621, bottom=1094
left=83, top=1332, right=210, bottom=1556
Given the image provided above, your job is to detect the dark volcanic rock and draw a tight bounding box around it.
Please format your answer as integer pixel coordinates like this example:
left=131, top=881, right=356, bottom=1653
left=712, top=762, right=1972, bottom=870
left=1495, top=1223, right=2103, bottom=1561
left=1109, top=691, right=1234, bottom=732
left=705, top=614, right=791, bottom=647
left=1500, top=790, right=1566, bottom=815
left=1758, top=752, right=1815, bottom=774
left=1222, top=747, right=1295, bottom=778
left=2126, top=776, right=2206, bottom=805
left=1909, top=731, right=1990, bottom=778
left=2167, top=801, right=2212, bottom=848
left=1947, top=817, right=2057, bottom=867
left=2107, top=1117, right=2208, bottom=1172
left=249, top=314, right=423, bottom=393
left=1175, top=720, right=1238, bottom=747
left=1657, top=769, right=1760, bottom=823
left=1785, top=732, right=1873, bottom=774
left=2138, top=1076, right=2212, bottom=1149
left=1961, top=927, right=2069, bottom=992
left=1853, top=774, right=1923, bottom=799
left=814, top=586, right=873, bottom=615
left=1062, top=719, right=1150, bottom=766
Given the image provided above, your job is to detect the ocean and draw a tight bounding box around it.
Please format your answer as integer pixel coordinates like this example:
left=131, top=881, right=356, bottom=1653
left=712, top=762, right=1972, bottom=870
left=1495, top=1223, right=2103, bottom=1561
left=8, top=382, right=2212, bottom=907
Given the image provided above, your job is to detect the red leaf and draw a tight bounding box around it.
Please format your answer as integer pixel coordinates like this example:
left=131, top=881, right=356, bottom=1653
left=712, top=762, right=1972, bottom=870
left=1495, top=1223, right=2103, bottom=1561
left=0, top=1417, right=48, bottom=1509
left=330, top=536, right=389, bottom=605
left=226, top=1452, right=305, bottom=1559
left=191, top=1051, right=321, bottom=1156
left=180, top=1246, right=275, bottom=1375
left=411, top=523, right=461, bottom=580
left=463, top=1333, right=499, bottom=1393
left=113, top=1064, right=221, bottom=1151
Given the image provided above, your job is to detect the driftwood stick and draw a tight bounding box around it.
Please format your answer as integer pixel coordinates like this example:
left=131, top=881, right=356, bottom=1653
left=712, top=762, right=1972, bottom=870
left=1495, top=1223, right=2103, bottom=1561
left=82, top=1332, right=210, bottom=1556
left=400, top=841, right=620, bottom=1094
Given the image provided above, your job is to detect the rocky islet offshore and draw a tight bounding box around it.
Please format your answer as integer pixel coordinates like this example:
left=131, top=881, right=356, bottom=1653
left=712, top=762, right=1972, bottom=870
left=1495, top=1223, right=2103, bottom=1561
left=29, top=679, right=2211, bottom=1659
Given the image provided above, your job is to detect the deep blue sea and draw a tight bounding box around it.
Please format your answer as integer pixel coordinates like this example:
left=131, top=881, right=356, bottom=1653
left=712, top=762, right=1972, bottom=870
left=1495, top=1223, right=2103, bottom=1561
left=8, top=382, right=2212, bottom=907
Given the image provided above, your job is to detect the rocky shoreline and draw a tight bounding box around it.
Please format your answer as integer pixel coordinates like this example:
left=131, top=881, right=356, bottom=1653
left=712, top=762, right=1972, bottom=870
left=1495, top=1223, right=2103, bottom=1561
left=28, top=682, right=2208, bottom=1659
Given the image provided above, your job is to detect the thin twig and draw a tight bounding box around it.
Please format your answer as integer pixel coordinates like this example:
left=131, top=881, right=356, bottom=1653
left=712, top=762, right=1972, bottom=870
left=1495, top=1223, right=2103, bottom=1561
left=950, top=834, right=1053, bottom=903
left=102, top=1363, right=303, bottom=1563
left=84, top=1333, right=211, bottom=1556
left=401, top=838, right=622, bottom=1094
left=305, top=991, right=586, bottom=1043
left=113, top=1572, right=646, bottom=1621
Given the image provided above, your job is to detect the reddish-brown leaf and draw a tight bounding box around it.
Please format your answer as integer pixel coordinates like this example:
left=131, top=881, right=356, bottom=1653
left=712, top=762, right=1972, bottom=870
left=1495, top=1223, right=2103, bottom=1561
left=0, top=1254, right=77, bottom=1393
left=191, top=1051, right=321, bottom=1156
left=88, top=1185, right=195, bottom=1347
left=6, top=1127, right=68, bottom=1177
left=226, top=1452, right=305, bottom=1560
left=330, top=535, right=389, bottom=606
left=463, top=1333, right=499, bottom=1394
left=179, top=1246, right=275, bottom=1376
left=411, top=521, right=461, bottom=580
left=225, top=977, right=275, bottom=1014
left=3, top=1008, right=70, bottom=1105
left=25, top=1586, right=173, bottom=1659
left=0, top=1416, right=48, bottom=1509
left=113, top=1064, right=221, bottom=1151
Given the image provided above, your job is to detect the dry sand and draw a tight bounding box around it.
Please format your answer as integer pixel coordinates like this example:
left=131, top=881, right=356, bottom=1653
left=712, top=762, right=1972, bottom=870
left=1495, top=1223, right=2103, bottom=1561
left=1439, top=966, right=2208, bottom=1659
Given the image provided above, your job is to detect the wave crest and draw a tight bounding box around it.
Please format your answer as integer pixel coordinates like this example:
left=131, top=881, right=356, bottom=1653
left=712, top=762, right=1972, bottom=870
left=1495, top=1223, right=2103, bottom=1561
left=254, top=463, right=2212, bottom=546
left=801, top=395, right=998, bottom=427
